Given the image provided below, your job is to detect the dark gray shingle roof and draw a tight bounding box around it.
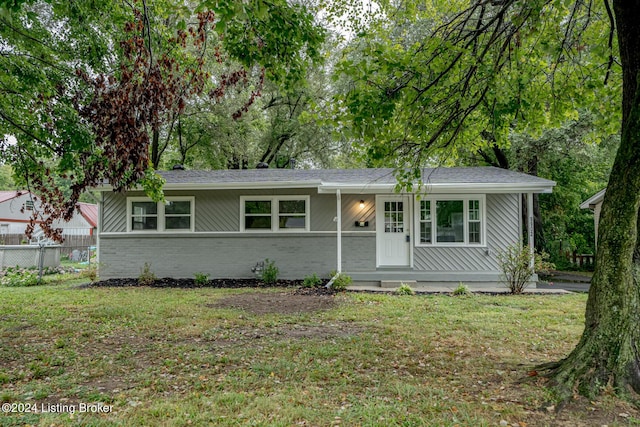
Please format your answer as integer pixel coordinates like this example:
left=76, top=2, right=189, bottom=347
left=159, top=167, right=555, bottom=192
left=156, top=167, right=554, bottom=187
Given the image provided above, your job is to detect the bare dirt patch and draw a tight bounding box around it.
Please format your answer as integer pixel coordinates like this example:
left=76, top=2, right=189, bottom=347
left=209, top=290, right=337, bottom=315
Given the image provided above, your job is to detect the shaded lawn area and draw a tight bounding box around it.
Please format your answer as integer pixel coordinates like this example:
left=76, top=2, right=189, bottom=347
left=1, top=285, right=638, bottom=426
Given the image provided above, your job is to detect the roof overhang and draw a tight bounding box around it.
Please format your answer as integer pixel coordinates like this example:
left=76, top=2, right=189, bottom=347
left=95, top=177, right=555, bottom=194
left=317, top=182, right=556, bottom=194
left=95, top=181, right=323, bottom=192
left=580, top=189, right=606, bottom=210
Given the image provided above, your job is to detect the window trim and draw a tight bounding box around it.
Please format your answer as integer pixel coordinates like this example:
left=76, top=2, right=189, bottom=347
left=240, top=195, right=310, bottom=232
left=126, top=196, right=195, bottom=232
left=414, top=194, right=486, bottom=247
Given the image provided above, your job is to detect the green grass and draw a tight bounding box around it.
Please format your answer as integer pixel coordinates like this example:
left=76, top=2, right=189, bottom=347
left=0, top=284, right=638, bottom=426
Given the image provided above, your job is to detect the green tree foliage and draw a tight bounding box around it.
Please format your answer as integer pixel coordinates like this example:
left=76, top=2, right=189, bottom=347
left=517, top=118, right=617, bottom=260
left=156, top=33, right=350, bottom=171
left=333, top=0, right=619, bottom=168
left=0, top=0, right=324, bottom=240
left=0, top=165, right=15, bottom=190
left=331, top=0, right=640, bottom=401
left=464, top=113, right=618, bottom=260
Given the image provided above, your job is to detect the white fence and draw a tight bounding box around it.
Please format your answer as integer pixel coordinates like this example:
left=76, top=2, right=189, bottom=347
left=0, top=245, right=61, bottom=269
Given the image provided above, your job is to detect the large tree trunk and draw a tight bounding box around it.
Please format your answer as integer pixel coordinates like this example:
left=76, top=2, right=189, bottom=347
left=151, top=128, right=161, bottom=169
left=544, top=0, right=640, bottom=398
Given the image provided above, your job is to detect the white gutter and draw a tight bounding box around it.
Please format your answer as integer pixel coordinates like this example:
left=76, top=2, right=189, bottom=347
left=317, top=182, right=556, bottom=194
left=96, top=179, right=555, bottom=195
left=95, top=180, right=323, bottom=192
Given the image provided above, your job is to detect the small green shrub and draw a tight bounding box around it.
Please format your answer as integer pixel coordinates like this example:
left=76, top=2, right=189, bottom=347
left=302, top=273, right=322, bottom=288
left=262, top=259, right=279, bottom=285
left=452, top=283, right=471, bottom=296
left=80, top=265, right=99, bottom=282
left=0, top=268, right=40, bottom=287
left=330, top=273, right=352, bottom=291
left=395, top=283, right=415, bottom=295
left=497, top=244, right=555, bottom=294
left=194, top=272, right=210, bottom=286
left=138, top=263, right=156, bottom=286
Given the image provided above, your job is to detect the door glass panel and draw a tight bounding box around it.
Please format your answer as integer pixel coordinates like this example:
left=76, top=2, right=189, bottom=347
left=384, top=200, right=404, bottom=233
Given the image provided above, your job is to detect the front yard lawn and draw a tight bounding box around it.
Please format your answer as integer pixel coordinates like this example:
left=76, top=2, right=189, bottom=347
left=1, top=284, right=638, bottom=426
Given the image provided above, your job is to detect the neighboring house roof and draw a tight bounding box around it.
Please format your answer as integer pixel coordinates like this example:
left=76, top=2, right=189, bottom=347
left=580, top=189, right=606, bottom=210
left=0, top=191, right=24, bottom=203
left=98, top=167, right=555, bottom=194
left=0, top=190, right=98, bottom=228
left=77, top=202, right=98, bottom=228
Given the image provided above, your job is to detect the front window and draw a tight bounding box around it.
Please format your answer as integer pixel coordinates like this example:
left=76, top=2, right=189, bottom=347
left=417, top=196, right=483, bottom=245
left=468, top=200, right=481, bottom=244
left=131, top=201, right=158, bottom=230
left=419, top=200, right=432, bottom=243
left=279, top=199, right=306, bottom=229
left=165, top=200, right=192, bottom=230
left=244, top=200, right=272, bottom=230
left=241, top=196, right=309, bottom=232
left=436, top=200, right=464, bottom=243
left=128, top=197, right=194, bottom=232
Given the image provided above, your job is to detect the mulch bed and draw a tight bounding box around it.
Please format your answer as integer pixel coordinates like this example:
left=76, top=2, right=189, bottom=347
left=85, top=277, right=337, bottom=296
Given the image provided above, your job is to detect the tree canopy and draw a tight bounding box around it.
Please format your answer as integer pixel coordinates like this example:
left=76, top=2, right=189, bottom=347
left=3, top=0, right=640, bottom=403
left=0, top=0, right=325, bottom=239
left=331, top=0, right=640, bottom=402
left=333, top=0, right=619, bottom=169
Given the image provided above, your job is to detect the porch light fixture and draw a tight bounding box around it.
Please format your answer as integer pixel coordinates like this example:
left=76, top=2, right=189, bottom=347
left=359, top=200, right=365, bottom=209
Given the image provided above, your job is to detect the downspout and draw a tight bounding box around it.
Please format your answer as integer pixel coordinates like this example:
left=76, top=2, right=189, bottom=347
left=97, top=192, right=104, bottom=266
left=326, top=189, right=342, bottom=289
left=336, top=189, right=342, bottom=273
left=527, top=192, right=535, bottom=271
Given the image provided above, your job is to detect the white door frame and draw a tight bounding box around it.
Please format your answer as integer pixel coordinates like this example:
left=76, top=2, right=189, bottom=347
left=376, top=195, right=412, bottom=267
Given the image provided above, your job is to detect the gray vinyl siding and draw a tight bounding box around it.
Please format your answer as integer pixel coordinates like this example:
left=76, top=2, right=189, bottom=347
left=102, top=192, right=126, bottom=232
left=99, top=234, right=336, bottom=279
left=195, top=190, right=238, bottom=231
left=341, top=195, right=376, bottom=232
left=412, top=193, right=519, bottom=272
left=310, top=193, right=336, bottom=231
left=102, top=189, right=336, bottom=232
left=99, top=190, right=521, bottom=280
left=195, top=189, right=336, bottom=232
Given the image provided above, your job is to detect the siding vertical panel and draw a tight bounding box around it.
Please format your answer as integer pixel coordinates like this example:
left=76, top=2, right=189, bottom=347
left=102, top=193, right=126, bottom=233
left=342, top=195, right=376, bottom=232
left=486, top=193, right=520, bottom=252
left=195, top=191, right=238, bottom=232
left=310, top=194, right=336, bottom=231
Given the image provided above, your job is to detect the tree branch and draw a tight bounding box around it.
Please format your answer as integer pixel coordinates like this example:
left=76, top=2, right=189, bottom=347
left=603, top=0, right=616, bottom=85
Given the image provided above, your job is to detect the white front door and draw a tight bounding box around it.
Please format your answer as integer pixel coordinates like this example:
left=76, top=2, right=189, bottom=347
left=377, top=196, right=411, bottom=267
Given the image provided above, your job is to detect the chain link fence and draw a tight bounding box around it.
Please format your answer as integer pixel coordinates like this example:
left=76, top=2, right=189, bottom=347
left=0, top=245, right=61, bottom=269
left=0, top=234, right=96, bottom=278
